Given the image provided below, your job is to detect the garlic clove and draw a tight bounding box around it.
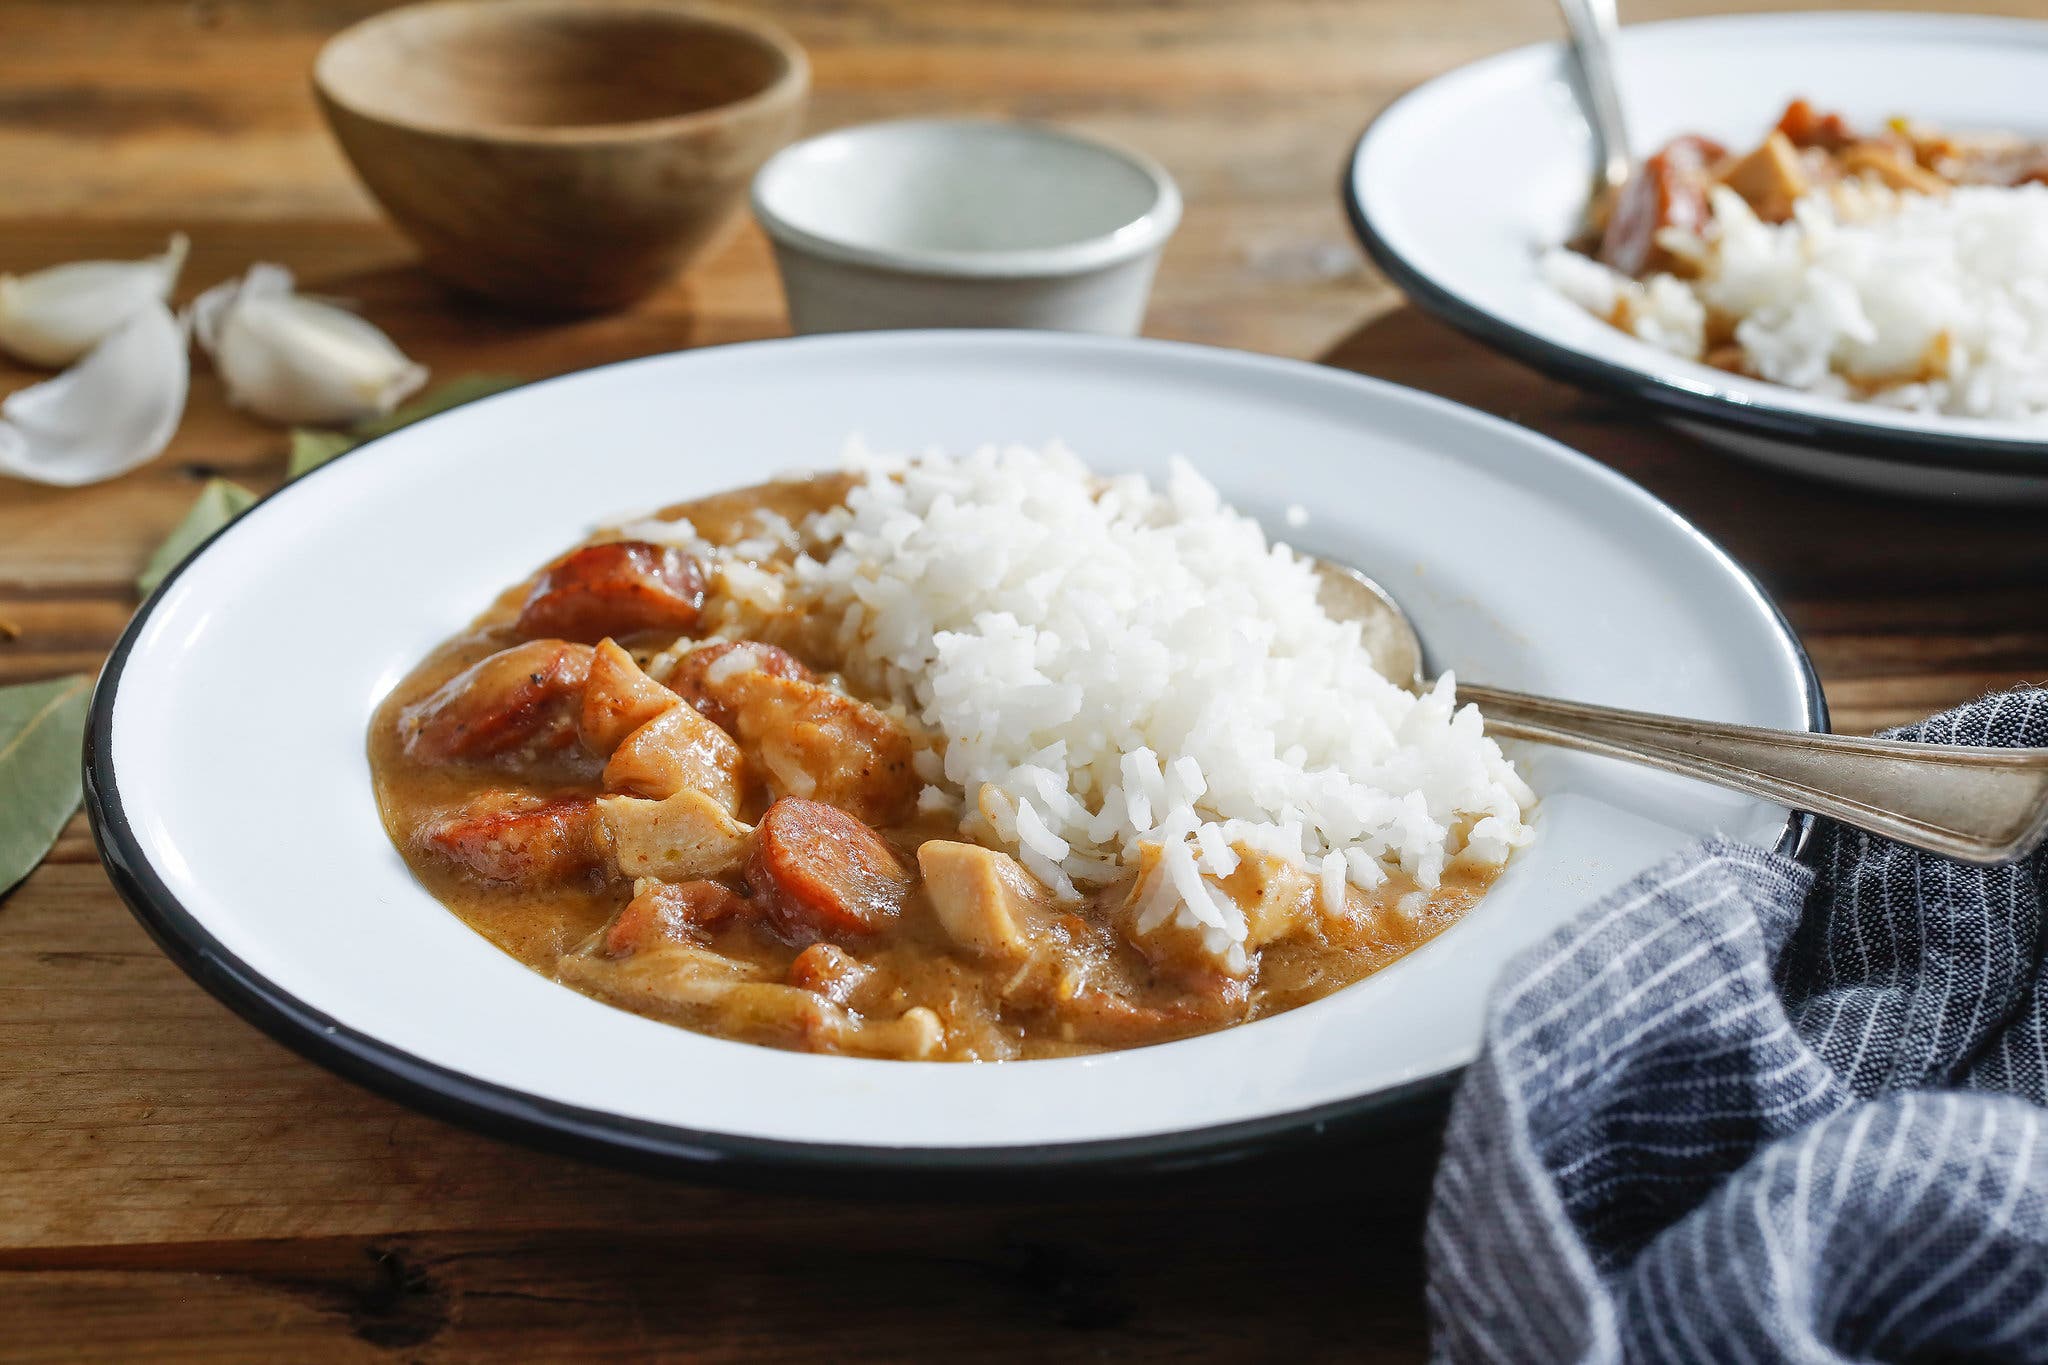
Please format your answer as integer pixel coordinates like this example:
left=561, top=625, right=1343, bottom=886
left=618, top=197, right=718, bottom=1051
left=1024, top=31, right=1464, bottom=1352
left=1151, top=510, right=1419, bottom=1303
left=189, top=264, right=427, bottom=426
left=0, top=300, right=189, bottom=487
left=0, top=233, right=189, bottom=369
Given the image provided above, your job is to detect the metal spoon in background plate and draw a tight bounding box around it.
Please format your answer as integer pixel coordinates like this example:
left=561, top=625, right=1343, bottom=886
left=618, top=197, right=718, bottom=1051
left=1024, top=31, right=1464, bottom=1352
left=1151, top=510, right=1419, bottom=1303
left=1512, top=2, right=2048, bottom=857
left=1312, top=559, right=2048, bottom=866
left=1557, top=0, right=1635, bottom=234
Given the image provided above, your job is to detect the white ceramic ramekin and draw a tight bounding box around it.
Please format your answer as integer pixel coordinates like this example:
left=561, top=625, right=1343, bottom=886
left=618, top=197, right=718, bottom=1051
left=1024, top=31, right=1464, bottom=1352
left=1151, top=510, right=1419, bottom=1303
left=751, top=119, right=1182, bottom=335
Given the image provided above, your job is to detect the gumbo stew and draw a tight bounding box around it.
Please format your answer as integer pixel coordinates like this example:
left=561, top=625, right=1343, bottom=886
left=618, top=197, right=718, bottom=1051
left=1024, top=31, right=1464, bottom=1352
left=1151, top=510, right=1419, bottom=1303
left=370, top=476, right=1499, bottom=1062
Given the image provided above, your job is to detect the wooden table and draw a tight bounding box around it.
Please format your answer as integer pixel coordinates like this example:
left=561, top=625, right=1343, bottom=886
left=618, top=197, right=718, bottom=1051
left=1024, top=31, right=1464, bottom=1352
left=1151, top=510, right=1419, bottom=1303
left=4, top=0, right=2046, bottom=1357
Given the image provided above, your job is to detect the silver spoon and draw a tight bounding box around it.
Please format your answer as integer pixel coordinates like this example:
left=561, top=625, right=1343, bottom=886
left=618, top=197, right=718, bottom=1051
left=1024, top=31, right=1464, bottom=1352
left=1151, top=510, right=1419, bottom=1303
left=1557, top=0, right=1635, bottom=231
left=1313, top=559, right=2048, bottom=866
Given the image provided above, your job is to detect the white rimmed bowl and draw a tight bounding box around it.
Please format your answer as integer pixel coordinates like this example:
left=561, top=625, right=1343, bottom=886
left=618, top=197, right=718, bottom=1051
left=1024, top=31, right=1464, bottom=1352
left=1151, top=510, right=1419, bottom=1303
left=751, top=120, right=1182, bottom=335
left=1347, top=11, right=2048, bottom=502
left=85, top=332, right=1817, bottom=1184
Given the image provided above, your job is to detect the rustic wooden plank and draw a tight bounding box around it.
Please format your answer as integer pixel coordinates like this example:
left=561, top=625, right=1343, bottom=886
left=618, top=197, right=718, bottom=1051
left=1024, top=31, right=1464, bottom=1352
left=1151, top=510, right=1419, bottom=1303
left=0, top=1213, right=1434, bottom=1361
left=10, top=0, right=2040, bottom=222
left=4, top=0, right=2048, bottom=1358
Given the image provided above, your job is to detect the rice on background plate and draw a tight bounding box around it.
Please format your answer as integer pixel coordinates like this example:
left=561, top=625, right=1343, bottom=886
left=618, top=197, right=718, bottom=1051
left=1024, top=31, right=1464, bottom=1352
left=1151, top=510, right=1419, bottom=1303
left=1546, top=181, right=2048, bottom=421
left=715, top=442, right=1538, bottom=971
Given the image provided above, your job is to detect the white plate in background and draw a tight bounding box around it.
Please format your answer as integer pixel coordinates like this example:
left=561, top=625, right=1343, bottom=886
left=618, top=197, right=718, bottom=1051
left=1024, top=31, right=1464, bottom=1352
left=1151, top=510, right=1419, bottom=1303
left=1348, top=11, right=2048, bottom=501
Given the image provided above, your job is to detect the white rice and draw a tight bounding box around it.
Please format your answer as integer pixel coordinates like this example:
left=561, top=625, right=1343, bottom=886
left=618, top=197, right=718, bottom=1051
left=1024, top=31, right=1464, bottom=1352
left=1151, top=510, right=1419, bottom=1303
left=778, top=442, right=1535, bottom=969
left=1545, top=181, right=2048, bottom=420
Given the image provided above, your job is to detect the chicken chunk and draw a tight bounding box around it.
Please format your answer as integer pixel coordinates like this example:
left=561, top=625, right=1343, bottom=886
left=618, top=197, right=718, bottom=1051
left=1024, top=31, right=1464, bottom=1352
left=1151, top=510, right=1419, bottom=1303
left=662, top=639, right=812, bottom=734
left=597, top=788, right=752, bottom=882
left=1118, top=844, right=1255, bottom=984
left=786, top=942, right=876, bottom=1006
left=1720, top=131, right=1810, bottom=223
left=401, top=640, right=593, bottom=763
left=826, top=1002, right=944, bottom=1059
left=727, top=673, right=918, bottom=826
left=603, top=702, right=746, bottom=810
left=560, top=938, right=772, bottom=1010
left=1216, top=849, right=1322, bottom=949
left=417, top=792, right=607, bottom=885
left=1839, top=143, right=1949, bottom=196
left=601, top=879, right=752, bottom=956
left=917, top=840, right=1055, bottom=962
left=514, top=540, right=706, bottom=643
left=746, top=797, right=913, bottom=943
left=579, top=639, right=683, bottom=755
left=944, top=866, right=1249, bottom=1047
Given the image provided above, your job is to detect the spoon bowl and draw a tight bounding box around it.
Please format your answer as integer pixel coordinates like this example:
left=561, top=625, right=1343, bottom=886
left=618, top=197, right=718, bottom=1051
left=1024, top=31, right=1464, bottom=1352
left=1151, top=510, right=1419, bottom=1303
left=1311, top=558, right=1427, bottom=692
left=1556, top=0, right=1637, bottom=232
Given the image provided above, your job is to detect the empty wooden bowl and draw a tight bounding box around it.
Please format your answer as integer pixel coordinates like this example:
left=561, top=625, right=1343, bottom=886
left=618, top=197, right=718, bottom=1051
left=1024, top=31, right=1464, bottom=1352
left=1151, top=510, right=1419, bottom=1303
left=314, top=0, right=808, bottom=314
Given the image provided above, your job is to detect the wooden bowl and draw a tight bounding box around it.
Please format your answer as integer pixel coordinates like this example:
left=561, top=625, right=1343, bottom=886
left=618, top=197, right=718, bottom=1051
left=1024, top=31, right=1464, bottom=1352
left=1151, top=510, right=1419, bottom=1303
left=313, top=0, right=808, bottom=314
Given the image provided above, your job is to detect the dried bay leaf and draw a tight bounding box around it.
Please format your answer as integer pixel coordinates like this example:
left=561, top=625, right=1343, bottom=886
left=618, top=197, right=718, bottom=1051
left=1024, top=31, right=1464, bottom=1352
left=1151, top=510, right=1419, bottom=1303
left=286, top=372, right=522, bottom=478
left=286, top=428, right=353, bottom=478
left=136, top=477, right=257, bottom=596
left=359, top=372, right=523, bottom=438
left=0, top=674, right=91, bottom=897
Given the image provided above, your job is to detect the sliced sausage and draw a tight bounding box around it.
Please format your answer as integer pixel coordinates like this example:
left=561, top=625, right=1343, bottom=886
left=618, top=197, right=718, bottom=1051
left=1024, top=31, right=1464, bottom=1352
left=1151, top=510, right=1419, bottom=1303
left=401, top=640, right=594, bottom=763
left=1598, top=134, right=1727, bottom=277
left=746, top=797, right=914, bottom=943
left=514, top=540, right=706, bottom=643
left=602, top=880, right=752, bottom=956
left=1775, top=98, right=1857, bottom=152
left=418, top=792, right=606, bottom=885
left=579, top=638, right=683, bottom=755
left=728, top=673, right=919, bottom=827
left=663, top=640, right=812, bottom=733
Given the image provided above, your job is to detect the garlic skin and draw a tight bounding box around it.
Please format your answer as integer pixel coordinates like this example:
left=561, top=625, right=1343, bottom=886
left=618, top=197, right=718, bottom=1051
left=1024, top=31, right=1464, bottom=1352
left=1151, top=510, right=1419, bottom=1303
left=189, top=264, right=427, bottom=426
left=0, top=300, right=189, bottom=487
left=0, top=233, right=190, bottom=369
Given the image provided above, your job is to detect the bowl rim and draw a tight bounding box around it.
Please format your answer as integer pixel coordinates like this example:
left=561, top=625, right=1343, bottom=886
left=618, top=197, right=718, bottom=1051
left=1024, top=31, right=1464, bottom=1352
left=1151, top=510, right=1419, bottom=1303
left=750, top=118, right=1184, bottom=281
left=311, top=0, right=810, bottom=146
left=1342, top=9, right=2048, bottom=477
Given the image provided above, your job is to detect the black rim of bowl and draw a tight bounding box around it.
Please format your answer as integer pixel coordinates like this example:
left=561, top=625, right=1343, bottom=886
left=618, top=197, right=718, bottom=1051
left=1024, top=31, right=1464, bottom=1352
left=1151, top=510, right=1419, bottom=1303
left=79, top=333, right=1825, bottom=1189
left=1342, top=116, right=2048, bottom=480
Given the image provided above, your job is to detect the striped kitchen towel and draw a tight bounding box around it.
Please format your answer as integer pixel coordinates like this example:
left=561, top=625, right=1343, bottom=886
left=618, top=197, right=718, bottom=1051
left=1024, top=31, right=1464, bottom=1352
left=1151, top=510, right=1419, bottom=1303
left=1429, top=688, right=2048, bottom=1364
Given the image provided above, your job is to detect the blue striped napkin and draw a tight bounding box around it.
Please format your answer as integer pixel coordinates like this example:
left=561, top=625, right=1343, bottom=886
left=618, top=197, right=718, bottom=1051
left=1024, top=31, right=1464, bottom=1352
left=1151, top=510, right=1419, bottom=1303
left=1429, top=688, right=2048, bottom=1363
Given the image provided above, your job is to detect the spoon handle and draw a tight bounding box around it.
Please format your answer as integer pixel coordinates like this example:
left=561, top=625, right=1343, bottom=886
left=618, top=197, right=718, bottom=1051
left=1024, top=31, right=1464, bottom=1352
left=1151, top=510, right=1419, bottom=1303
left=1460, top=684, right=2048, bottom=865
left=1555, top=0, right=1634, bottom=195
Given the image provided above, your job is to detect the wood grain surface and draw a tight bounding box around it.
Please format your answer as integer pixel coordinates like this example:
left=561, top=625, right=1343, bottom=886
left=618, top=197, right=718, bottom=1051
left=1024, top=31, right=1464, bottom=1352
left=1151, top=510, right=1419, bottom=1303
left=4, top=1, right=2046, bottom=1358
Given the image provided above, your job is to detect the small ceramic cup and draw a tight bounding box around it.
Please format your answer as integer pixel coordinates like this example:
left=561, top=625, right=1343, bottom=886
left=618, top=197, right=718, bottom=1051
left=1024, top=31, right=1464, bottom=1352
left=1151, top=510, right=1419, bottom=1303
left=751, top=119, right=1182, bottom=335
